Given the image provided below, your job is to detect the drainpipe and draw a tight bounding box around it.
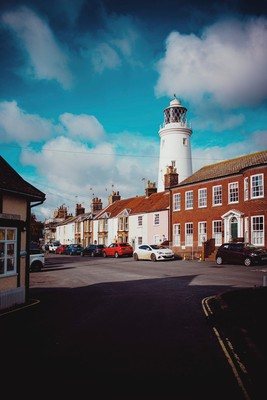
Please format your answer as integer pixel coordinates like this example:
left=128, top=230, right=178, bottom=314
left=25, top=200, right=45, bottom=302
left=168, top=188, right=173, bottom=246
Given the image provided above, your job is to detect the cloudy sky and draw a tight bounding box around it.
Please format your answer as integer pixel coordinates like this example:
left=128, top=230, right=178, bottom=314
left=1, top=0, right=267, bottom=221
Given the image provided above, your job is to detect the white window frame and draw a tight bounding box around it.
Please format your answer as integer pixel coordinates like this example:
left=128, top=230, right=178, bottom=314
left=0, top=227, right=17, bottom=276
left=244, top=177, right=248, bottom=201
left=228, top=182, right=239, bottom=204
left=244, top=217, right=249, bottom=243
left=251, top=216, right=264, bottom=246
left=212, top=185, right=222, bottom=206
left=198, top=222, right=207, bottom=246
left=154, top=213, right=160, bottom=225
left=251, top=174, right=264, bottom=199
left=212, top=220, right=222, bottom=246
left=185, top=191, right=193, bottom=210
left=173, top=193, right=181, bottom=211
left=138, top=216, right=143, bottom=227
left=173, top=224, right=181, bottom=246
left=198, top=188, right=207, bottom=208
left=185, top=222, right=193, bottom=246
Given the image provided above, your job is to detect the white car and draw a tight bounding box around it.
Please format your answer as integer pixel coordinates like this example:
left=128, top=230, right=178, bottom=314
left=133, top=244, right=174, bottom=262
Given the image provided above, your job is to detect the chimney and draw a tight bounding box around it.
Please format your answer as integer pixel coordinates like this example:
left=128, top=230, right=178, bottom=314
left=108, top=191, right=121, bottom=205
left=75, top=203, right=85, bottom=216
left=145, top=180, right=157, bottom=197
left=164, top=166, right=179, bottom=189
left=91, top=197, right=103, bottom=213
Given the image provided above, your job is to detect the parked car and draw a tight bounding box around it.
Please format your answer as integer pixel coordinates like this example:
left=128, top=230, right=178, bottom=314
left=65, top=244, right=84, bottom=255
left=133, top=244, right=174, bottom=262
left=102, top=242, right=133, bottom=258
left=29, top=252, right=45, bottom=272
left=26, top=245, right=45, bottom=272
left=55, top=244, right=68, bottom=255
left=216, top=242, right=267, bottom=267
left=81, top=244, right=105, bottom=257
left=49, top=241, right=61, bottom=253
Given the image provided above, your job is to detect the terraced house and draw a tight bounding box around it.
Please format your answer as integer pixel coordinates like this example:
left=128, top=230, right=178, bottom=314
left=93, top=181, right=170, bottom=248
left=170, top=151, right=267, bottom=260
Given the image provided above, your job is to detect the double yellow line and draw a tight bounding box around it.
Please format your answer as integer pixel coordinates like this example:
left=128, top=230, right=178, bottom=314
left=202, top=296, right=251, bottom=400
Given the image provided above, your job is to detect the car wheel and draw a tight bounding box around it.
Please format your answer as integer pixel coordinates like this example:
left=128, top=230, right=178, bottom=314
left=151, top=253, right=156, bottom=262
left=91, top=252, right=95, bottom=257
left=216, top=256, right=223, bottom=265
left=133, top=253, right=139, bottom=261
left=103, top=252, right=107, bottom=258
left=30, top=261, right=42, bottom=272
left=244, top=257, right=252, bottom=267
left=114, top=252, right=119, bottom=258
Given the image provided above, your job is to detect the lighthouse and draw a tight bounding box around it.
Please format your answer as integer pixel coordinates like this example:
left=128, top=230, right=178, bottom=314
left=157, top=97, right=192, bottom=192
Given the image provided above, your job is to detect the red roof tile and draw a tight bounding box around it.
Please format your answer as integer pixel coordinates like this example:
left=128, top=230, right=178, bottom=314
left=95, top=191, right=169, bottom=219
left=179, top=150, right=267, bottom=186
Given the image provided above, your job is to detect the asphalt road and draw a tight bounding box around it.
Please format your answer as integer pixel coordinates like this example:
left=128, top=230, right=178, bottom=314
left=1, top=255, right=266, bottom=399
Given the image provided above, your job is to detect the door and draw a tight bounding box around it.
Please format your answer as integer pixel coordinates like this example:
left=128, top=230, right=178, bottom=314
left=230, top=217, right=238, bottom=241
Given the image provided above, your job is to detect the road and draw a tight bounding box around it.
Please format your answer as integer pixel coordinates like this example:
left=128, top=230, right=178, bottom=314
left=2, top=255, right=266, bottom=399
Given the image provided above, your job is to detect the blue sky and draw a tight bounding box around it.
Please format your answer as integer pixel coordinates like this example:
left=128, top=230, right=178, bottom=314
left=1, top=0, right=267, bottom=221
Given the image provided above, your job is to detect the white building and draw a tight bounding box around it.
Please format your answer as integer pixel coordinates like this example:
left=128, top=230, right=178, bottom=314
left=157, top=97, right=192, bottom=192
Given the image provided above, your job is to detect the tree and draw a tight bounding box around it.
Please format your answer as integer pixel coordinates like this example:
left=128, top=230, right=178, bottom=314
left=30, top=213, right=44, bottom=244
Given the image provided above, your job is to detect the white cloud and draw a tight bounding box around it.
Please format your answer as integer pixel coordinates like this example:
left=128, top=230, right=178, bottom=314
left=60, top=113, right=106, bottom=142
left=155, top=17, right=267, bottom=108
left=91, top=42, right=121, bottom=73
left=20, top=131, right=159, bottom=220
left=0, top=100, right=57, bottom=143
left=2, top=7, right=73, bottom=89
left=81, top=13, right=144, bottom=73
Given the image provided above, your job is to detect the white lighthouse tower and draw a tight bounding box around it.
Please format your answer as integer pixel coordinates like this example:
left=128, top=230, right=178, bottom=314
left=157, top=97, right=192, bottom=192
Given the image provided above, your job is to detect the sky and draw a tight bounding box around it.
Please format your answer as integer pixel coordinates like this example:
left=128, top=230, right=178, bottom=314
left=1, top=0, right=267, bottom=221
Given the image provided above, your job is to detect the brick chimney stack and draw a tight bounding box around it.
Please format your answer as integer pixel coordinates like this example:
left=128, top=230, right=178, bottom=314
left=75, top=203, right=85, bottom=216
left=91, top=197, right=103, bottom=213
left=164, top=166, right=179, bottom=189
left=108, top=191, right=121, bottom=205
left=145, top=180, right=157, bottom=197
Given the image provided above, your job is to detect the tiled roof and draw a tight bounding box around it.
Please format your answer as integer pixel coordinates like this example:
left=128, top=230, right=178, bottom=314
left=179, top=150, right=267, bottom=186
left=0, top=156, right=46, bottom=202
left=95, top=191, right=170, bottom=219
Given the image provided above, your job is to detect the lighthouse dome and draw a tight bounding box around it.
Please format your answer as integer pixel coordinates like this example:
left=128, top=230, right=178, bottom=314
left=170, top=98, right=181, bottom=106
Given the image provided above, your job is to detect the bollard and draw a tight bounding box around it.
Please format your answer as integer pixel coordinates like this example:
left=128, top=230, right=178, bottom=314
left=263, top=275, right=267, bottom=287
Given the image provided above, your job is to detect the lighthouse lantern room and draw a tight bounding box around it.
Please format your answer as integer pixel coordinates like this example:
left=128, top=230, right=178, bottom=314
left=157, top=97, right=193, bottom=192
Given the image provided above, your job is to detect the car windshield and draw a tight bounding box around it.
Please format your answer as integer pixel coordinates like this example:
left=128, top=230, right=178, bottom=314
left=150, top=245, right=160, bottom=249
left=120, top=243, right=131, bottom=247
left=244, top=244, right=258, bottom=250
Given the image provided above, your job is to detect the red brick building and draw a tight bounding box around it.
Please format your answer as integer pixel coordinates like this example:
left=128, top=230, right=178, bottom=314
left=170, top=151, right=267, bottom=260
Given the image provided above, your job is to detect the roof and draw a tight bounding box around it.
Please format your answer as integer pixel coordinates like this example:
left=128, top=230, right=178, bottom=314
left=179, top=150, right=267, bottom=186
left=0, top=156, right=46, bottom=202
left=95, top=191, right=170, bottom=219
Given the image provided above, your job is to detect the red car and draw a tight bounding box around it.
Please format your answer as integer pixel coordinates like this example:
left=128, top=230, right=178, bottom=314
left=102, top=242, right=133, bottom=258
left=55, top=245, right=68, bottom=255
